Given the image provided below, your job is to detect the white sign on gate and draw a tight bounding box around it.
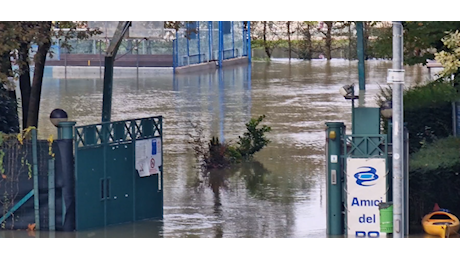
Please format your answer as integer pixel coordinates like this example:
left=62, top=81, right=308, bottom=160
left=346, top=158, right=387, bottom=238
left=135, top=138, right=162, bottom=177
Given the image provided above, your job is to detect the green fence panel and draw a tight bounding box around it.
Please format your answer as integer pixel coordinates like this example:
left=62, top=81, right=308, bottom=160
left=106, top=143, right=134, bottom=226
left=351, top=107, right=382, bottom=157
left=135, top=172, right=162, bottom=221
left=75, top=146, right=105, bottom=230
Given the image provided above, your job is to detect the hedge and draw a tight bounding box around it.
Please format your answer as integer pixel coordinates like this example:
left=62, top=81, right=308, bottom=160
left=408, top=136, right=460, bottom=226
left=376, top=79, right=459, bottom=153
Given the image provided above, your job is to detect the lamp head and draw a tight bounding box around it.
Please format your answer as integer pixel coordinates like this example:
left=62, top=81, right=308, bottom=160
left=50, top=108, right=68, bottom=127
left=339, top=84, right=355, bottom=98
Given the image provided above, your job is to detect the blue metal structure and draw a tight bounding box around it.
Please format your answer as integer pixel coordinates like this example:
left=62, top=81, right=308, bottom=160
left=172, top=21, right=251, bottom=69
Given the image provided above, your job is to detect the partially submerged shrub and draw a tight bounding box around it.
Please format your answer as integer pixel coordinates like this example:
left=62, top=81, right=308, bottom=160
left=237, top=115, right=272, bottom=160
left=188, top=115, right=271, bottom=171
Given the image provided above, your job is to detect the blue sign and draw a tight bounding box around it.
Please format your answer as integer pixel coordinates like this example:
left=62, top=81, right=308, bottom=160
left=354, top=166, right=378, bottom=186
left=151, top=139, right=157, bottom=155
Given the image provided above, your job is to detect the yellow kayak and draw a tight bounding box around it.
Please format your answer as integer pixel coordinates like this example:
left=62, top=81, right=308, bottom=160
left=422, top=206, right=460, bottom=238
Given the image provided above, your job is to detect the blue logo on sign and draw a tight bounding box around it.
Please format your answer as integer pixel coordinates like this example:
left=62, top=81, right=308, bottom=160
left=354, top=166, right=378, bottom=186
left=151, top=139, right=157, bottom=155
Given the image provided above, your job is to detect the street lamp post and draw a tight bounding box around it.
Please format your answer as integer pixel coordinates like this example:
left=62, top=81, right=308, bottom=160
left=340, top=84, right=359, bottom=134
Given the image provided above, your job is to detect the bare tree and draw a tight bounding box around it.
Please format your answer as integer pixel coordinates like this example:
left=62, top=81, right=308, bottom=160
left=286, top=21, right=292, bottom=60
left=290, top=22, right=316, bottom=60
left=250, top=21, right=280, bottom=59
left=320, top=21, right=334, bottom=60
left=263, top=21, right=272, bottom=58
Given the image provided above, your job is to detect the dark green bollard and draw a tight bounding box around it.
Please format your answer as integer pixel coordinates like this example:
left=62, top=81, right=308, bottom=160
left=56, top=121, right=76, bottom=231
left=325, top=122, right=345, bottom=236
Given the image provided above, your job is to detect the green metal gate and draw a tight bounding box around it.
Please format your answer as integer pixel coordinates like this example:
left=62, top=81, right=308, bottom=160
left=74, top=116, right=163, bottom=230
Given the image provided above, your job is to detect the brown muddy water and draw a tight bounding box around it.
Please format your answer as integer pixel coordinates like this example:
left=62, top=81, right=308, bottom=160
left=1, top=59, right=436, bottom=238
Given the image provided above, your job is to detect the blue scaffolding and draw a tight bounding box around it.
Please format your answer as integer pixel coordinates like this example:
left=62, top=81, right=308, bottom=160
left=172, top=21, right=251, bottom=70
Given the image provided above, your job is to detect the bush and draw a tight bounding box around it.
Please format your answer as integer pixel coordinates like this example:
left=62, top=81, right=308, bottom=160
left=376, top=79, right=459, bottom=153
left=189, top=115, right=271, bottom=171
left=408, top=136, right=460, bottom=226
left=204, top=137, right=242, bottom=169
left=377, top=80, right=460, bottom=229
left=236, top=115, right=271, bottom=160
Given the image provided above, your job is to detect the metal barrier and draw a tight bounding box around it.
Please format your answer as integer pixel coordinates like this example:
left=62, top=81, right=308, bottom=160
left=74, top=116, right=163, bottom=230
left=0, top=128, right=60, bottom=232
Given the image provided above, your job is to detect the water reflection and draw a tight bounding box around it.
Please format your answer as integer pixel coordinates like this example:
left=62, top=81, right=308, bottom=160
left=239, top=161, right=271, bottom=199
left=10, top=59, right=432, bottom=238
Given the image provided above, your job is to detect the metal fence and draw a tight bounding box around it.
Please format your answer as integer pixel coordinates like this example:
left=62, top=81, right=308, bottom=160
left=0, top=129, right=62, bottom=232
left=59, top=39, right=173, bottom=56
left=173, top=21, right=250, bottom=68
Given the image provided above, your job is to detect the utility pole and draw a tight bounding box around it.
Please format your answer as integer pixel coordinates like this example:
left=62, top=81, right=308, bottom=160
left=391, top=21, right=404, bottom=238
left=101, top=21, right=131, bottom=123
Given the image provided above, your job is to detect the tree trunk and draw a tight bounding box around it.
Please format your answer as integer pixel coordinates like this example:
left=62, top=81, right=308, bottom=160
left=19, top=42, right=31, bottom=129
left=306, top=24, right=312, bottom=60
left=263, top=21, right=271, bottom=59
left=287, top=21, right=291, bottom=60
left=348, top=23, right=352, bottom=60
left=26, top=22, right=52, bottom=128
left=325, top=21, right=333, bottom=60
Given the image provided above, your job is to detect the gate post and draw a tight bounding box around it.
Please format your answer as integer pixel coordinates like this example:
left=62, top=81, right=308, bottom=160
left=56, top=121, right=76, bottom=231
left=325, top=122, right=345, bottom=236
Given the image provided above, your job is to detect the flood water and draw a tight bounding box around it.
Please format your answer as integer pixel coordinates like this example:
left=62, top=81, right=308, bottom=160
left=2, top=59, right=434, bottom=238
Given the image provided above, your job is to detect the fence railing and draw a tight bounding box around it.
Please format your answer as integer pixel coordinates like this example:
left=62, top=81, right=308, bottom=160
left=74, top=116, right=162, bottom=148
left=344, top=134, right=388, bottom=158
